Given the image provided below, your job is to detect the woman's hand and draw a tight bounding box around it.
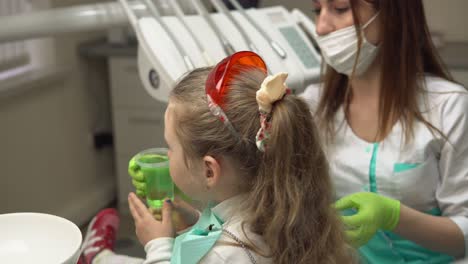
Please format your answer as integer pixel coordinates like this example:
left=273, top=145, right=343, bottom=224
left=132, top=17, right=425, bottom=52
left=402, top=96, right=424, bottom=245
left=335, top=192, right=401, bottom=247
left=128, top=192, right=174, bottom=246
left=150, top=197, right=200, bottom=233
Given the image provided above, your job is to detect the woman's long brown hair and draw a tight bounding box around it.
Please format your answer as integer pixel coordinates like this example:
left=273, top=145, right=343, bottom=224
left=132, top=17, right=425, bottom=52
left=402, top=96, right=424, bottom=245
left=317, top=0, right=454, bottom=143
left=170, top=67, right=354, bottom=263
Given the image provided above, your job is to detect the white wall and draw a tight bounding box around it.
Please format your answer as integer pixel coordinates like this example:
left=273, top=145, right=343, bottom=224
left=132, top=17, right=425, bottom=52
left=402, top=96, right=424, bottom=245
left=424, top=0, right=468, bottom=42
left=424, top=0, right=468, bottom=87
left=1, top=0, right=115, bottom=226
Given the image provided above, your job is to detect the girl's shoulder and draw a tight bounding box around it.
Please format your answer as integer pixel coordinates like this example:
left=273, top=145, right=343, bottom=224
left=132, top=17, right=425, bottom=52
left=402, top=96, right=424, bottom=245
left=200, top=217, right=272, bottom=264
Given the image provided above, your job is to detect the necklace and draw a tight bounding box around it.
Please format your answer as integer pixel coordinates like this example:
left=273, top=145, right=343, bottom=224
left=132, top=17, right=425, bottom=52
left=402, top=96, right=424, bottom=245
left=222, top=229, right=257, bottom=264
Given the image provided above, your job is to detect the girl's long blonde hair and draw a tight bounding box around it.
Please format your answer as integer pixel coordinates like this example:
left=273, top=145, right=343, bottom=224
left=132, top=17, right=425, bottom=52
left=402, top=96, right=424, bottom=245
left=170, top=66, right=353, bottom=263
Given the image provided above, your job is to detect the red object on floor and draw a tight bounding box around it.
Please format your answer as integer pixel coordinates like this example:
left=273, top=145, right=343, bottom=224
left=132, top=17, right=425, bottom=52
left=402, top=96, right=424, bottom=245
left=77, top=208, right=120, bottom=264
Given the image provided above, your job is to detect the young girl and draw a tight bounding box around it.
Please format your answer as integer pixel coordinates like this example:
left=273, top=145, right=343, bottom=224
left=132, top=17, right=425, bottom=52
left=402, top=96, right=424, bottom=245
left=78, top=51, right=352, bottom=263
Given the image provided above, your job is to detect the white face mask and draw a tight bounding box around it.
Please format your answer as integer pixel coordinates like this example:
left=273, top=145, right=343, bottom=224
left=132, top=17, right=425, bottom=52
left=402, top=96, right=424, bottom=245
left=313, top=13, right=380, bottom=76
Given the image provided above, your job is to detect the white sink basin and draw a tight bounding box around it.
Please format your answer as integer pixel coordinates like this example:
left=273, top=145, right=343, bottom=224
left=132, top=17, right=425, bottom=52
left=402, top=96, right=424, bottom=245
left=0, top=213, right=82, bottom=264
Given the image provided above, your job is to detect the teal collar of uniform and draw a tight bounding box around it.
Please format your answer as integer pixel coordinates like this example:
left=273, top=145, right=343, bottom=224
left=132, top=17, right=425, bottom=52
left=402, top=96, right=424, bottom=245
left=170, top=193, right=249, bottom=264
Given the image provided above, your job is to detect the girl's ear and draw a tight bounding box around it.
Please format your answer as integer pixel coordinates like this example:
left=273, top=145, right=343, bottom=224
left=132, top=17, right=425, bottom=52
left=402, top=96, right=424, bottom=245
left=203, top=155, right=221, bottom=189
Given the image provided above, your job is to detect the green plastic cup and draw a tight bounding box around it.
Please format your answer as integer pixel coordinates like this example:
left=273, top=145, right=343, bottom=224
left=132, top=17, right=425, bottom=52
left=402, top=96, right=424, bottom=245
left=135, top=148, right=173, bottom=209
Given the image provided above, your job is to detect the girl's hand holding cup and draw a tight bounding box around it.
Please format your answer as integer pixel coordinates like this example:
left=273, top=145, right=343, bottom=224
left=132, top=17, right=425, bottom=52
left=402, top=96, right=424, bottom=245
left=128, top=192, right=174, bottom=246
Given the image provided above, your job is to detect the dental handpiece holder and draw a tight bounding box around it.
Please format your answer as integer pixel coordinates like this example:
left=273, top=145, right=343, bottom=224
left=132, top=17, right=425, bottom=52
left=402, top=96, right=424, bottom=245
left=118, top=0, right=322, bottom=103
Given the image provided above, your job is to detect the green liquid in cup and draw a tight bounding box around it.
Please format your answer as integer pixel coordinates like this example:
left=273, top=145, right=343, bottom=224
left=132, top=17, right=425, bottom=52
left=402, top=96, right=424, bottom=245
left=137, top=153, right=173, bottom=209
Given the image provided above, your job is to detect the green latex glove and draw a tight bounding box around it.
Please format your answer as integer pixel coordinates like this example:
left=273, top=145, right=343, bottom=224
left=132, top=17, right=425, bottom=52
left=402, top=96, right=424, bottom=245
left=335, top=192, right=401, bottom=248
left=128, top=156, right=146, bottom=197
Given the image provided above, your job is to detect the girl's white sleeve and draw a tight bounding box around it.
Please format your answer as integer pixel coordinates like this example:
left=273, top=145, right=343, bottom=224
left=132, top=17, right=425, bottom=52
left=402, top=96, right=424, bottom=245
left=436, top=91, right=468, bottom=256
left=143, top=237, right=174, bottom=264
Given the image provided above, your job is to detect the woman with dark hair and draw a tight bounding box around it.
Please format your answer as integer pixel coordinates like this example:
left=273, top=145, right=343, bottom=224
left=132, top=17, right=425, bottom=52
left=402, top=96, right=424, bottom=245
left=302, top=0, right=468, bottom=262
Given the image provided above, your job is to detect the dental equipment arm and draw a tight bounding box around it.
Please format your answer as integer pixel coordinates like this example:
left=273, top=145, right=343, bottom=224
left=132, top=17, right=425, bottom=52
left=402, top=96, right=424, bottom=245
left=118, top=0, right=189, bottom=100
left=210, top=0, right=257, bottom=53
left=167, top=0, right=214, bottom=65
left=227, top=0, right=286, bottom=59
left=142, top=0, right=194, bottom=71
left=0, top=1, right=146, bottom=42
left=190, top=0, right=236, bottom=56
left=118, top=0, right=138, bottom=27
left=0, top=2, right=322, bottom=102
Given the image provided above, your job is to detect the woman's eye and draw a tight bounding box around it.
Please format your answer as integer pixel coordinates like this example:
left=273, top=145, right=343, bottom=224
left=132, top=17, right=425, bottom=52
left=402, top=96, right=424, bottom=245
left=335, top=7, right=350, bottom=14
left=312, top=8, right=321, bottom=16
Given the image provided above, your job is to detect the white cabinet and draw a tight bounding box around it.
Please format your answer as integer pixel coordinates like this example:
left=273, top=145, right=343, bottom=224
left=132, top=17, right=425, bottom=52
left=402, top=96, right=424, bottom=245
left=113, top=108, right=166, bottom=155
left=108, top=56, right=167, bottom=212
left=109, top=58, right=162, bottom=109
